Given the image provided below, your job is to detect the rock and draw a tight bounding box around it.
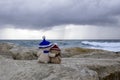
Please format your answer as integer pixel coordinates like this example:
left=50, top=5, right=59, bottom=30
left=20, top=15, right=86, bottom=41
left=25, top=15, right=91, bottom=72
left=0, top=43, right=16, bottom=59
left=0, top=58, right=120, bottom=80
left=0, top=42, right=38, bottom=60
left=0, top=55, right=5, bottom=59
left=0, top=42, right=118, bottom=60
left=10, top=47, right=38, bottom=60
left=72, top=52, right=120, bottom=59
left=0, top=43, right=15, bottom=53
left=61, top=47, right=111, bottom=57
left=79, top=67, right=99, bottom=80
left=0, top=42, right=120, bottom=80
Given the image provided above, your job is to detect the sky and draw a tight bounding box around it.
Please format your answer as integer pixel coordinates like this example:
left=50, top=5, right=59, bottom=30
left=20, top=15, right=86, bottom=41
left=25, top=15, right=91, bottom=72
left=0, top=0, right=120, bottom=39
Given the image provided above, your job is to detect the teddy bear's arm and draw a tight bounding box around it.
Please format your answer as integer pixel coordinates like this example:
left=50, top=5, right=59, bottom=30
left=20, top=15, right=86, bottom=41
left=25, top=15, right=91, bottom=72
left=49, top=53, right=56, bottom=57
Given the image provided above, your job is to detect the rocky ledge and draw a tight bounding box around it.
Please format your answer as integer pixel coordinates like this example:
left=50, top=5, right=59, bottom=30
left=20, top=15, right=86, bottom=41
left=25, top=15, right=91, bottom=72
left=0, top=42, right=119, bottom=60
left=0, top=43, right=120, bottom=80
left=0, top=57, right=120, bottom=80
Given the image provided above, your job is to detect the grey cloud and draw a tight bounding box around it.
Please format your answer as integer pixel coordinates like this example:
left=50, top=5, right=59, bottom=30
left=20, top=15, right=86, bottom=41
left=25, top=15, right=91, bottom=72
left=0, top=0, right=120, bottom=29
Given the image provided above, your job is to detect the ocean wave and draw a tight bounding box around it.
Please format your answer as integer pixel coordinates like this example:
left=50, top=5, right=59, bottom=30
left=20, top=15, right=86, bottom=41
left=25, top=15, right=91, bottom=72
left=81, top=41, right=120, bottom=47
left=0, top=40, right=120, bottom=52
left=81, top=41, right=120, bottom=52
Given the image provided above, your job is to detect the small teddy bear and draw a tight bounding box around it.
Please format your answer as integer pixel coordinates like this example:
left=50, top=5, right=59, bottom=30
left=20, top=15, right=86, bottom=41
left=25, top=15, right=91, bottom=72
left=49, top=44, right=61, bottom=64
left=37, top=36, right=53, bottom=63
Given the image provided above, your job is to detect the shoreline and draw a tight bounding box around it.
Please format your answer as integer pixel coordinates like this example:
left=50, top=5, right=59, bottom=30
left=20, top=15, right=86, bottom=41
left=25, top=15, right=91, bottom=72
left=0, top=42, right=119, bottom=59
left=0, top=40, right=120, bottom=52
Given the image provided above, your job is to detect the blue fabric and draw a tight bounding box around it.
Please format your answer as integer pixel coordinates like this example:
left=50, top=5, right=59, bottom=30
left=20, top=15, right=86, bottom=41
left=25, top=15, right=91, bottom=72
left=39, top=38, right=50, bottom=45
left=43, top=50, right=49, bottom=53
left=39, top=37, right=52, bottom=48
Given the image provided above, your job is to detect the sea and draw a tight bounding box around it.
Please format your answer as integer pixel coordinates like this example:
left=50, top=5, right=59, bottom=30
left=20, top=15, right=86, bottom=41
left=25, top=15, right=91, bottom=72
left=0, top=40, right=120, bottom=52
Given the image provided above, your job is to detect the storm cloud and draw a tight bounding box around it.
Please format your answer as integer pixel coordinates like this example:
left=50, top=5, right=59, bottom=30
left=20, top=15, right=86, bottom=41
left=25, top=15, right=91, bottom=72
left=0, top=0, right=120, bottom=29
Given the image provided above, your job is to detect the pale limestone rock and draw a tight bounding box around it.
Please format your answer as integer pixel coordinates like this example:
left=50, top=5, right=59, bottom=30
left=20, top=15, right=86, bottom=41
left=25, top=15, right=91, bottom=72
left=10, top=47, right=38, bottom=60
left=0, top=58, right=120, bottom=80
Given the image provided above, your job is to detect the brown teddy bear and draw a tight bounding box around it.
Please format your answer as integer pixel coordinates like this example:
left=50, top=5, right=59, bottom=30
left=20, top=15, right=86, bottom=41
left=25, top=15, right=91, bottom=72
left=49, top=44, right=61, bottom=64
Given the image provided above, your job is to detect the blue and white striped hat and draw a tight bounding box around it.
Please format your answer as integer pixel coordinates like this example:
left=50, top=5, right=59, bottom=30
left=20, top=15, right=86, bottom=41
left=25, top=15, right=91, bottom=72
left=39, top=36, right=53, bottom=48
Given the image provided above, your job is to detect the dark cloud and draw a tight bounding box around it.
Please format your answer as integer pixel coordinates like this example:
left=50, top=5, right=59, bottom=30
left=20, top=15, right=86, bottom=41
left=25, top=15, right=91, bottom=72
left=0, top=0, right=120, bottom=29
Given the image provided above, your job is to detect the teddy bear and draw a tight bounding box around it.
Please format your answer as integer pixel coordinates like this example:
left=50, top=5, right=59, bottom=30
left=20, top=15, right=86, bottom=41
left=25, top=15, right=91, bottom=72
left=49, top=44, right=61, bottom=64
left=37, top=50, right=50, bottom=63
left=37, top=36, right=53, bottom=63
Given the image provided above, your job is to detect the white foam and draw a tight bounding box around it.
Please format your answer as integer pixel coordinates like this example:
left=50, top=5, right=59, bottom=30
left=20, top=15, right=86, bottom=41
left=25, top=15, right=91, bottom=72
left=82, top=41, right=120, bottom=52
